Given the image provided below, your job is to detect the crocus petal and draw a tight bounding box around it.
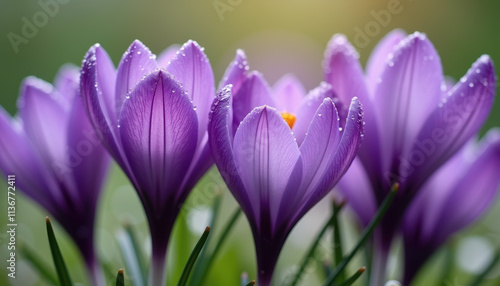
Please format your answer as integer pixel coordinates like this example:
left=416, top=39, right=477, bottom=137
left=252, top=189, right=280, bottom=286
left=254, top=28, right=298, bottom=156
left=430, top=129, right=500, bottom=243
left=337, top=158, right=377, bottom=226
left=365, top=29, right=406, bottom=94
left=80, top=44, right=123, bottom=163
left=18, top=77, right=68, bottom=167
left=323, top=34, right=371, bottom=109
left=166, top=40, right=215, bottom=147
left=272, top=74, right=306, bottom=113
left=0, top=107, right=58, bottom=211
left=322, top=34, right=383, bottom=187
left=218, top=49, right=249, bottom=94
left=232, top=71, right=275, bottom=128
left=292, top=82, right=337, bottom=146
left=157, top=44, right=181, bottom=68
left=115, top=40, right=158, bottom=116
left=299, top=97, right=364, bottom=215
left=208, top=85, right=255, bottom=221
left=119, top=70, right=198, bottom=212
left=402, top=129, right=500, bottom=284
left=374, top=32, right=443, bottom=172
left=298, top=98, right=340, bottom=196
left=277, top=98, right=340, bottom=224
left=66, top=93, right=110, bottom=207
left=233, top=105, right=300, bottom=228
left=404, top=55, right=496, bottom=192
left=54, top=64, right=80, bottom=111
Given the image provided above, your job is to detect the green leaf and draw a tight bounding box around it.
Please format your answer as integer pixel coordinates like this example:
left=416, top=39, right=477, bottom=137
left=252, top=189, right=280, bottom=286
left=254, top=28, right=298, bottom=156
left=45, top=217, right=73, bottom=286
left=19, top=243, right=58, bottom=285
left=190, top=206, right=242, bottom=286
left=244, top=280, right=256, bottom=286
left=178, top=226, right=211, bottom=286
left=337, top=267, right=366, bottom=286
left=116, top=224, right=146, bottom=286
left=290, top=202, right=344, bottom=286
left=323, top=183, right=399, bottom=286
left=116, top=269, right=125, bottom=286
left=332, top=200, right=346, bottom=282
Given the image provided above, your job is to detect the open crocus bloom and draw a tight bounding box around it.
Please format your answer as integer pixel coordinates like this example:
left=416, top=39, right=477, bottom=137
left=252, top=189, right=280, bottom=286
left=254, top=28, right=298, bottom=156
left=325, top=30, right=496, bottom=284
left=402, top=129, right=500, bottom=284
left=80, top=39, right=215, bottom=286
left=0, top=65, right=110, bottom=286
left=209, top=50, right=364, bottom=285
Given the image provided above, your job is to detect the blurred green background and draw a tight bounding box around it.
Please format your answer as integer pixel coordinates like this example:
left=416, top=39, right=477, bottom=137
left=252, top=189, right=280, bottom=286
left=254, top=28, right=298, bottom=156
left=1, top=0, right=500, bottom=285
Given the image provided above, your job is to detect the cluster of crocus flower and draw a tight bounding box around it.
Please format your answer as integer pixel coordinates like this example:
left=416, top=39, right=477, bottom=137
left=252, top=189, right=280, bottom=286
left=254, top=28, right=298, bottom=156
left=80, top=39, right=216, bottom=286
left=0, top=66, right=110, bottom=286
left=0, top=29, right=498, bottom=286
left=210, top=49, right=364, bottom=285
left=327, top=30, right=499, bottom=285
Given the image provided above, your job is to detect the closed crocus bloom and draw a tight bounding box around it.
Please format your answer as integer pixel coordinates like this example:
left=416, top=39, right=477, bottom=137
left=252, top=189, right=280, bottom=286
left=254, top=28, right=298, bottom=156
left=209, top=51, right=364, bottom=285
left=0, top=65, right=110, bottom=286
left=80, top=40, right=214, bottom=286
left=402, top=129, right=500, bottom=285
left=323, top=31, right=496, bottom=284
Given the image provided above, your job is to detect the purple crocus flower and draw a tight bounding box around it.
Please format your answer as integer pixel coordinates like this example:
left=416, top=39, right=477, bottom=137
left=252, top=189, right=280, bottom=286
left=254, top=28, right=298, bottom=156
left=209, top=50, right=364, bottom=285
left=80, top=40, right=214, bottom=285
left=323, top=30, right=496, bottom=284
left=402, top=129, right=500, bottom=285
left=0, top=65, right=110, bottom=286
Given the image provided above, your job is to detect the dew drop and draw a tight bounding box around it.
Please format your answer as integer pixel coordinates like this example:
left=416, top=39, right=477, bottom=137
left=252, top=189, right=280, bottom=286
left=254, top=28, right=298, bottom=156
left=338, top=127, right=343, bottom=131
left=318, top=114, right=322, bottom=117
left=469, top=83, right=474, bottom=88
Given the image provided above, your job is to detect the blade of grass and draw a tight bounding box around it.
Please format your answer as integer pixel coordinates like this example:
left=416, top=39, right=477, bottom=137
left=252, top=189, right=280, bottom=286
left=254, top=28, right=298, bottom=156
left=195, top=207, right=242, bottom=284
left=46, top=217, right=72, bottom=286
left=290, top=202, right=345, bottom=286
left=124, top=223, right=148, bottom=284
left=332, top=200, right=345, bottom=282
left=178, top=226, right=211, bottom=286
left=468, top=248, right=500, bottom=286
left=116, top=229, right=144, bottom=286
left=244, top=281, right=256, bottom=286
left=323, top=183, right=399, bottom=286
left=19, top=244, right=58, bottom=285
left=338, top=267, right=366, bottom=286
left=116, top=269, right=124, bottom=286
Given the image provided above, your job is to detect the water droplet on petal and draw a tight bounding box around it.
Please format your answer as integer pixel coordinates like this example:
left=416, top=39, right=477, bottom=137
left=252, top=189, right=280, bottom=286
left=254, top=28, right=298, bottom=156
left=469, top=83, right=474, bottom=88
left=338, top=127, right=343, bottom=131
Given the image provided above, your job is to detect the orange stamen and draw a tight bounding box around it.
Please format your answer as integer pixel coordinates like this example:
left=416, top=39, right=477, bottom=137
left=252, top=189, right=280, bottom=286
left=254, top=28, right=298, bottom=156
left=280, top=112, right=296, bottom=129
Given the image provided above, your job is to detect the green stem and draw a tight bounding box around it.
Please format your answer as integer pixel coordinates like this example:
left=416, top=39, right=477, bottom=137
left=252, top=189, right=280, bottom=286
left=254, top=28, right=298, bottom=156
left=332, top=200, right=345, bottom=282
left=116, top=269, right=124, bottom=286
left=338, top=267, right=366, bottom=286
left=46, top=217, right=73, bottom=286
left=323, top=183, right=399, bottom=286
left=178, top=226, right=211, bottom=286
left=191, top=207, right=242, bottom=285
